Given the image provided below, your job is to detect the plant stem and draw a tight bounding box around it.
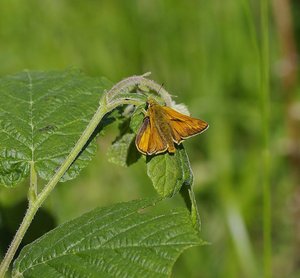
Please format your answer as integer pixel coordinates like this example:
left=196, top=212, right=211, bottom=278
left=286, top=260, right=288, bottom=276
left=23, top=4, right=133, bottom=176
left=107, top=73, right=173, bottom=106
left=0, top=73, right=167, bottom=277
left=0, top=204, right=37, bottom=278
left=260, top=0, right=271, bottom=277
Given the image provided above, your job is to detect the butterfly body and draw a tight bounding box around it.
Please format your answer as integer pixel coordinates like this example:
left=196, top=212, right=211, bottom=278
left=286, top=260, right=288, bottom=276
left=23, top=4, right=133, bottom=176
left=135, top=98, right=208, bottom=155
left=146, top=99, right=176, bottom=153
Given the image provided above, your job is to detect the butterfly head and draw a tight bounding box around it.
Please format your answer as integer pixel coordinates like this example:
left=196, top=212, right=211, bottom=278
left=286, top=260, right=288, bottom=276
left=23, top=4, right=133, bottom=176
left=146, top=98, right=161, bottom=108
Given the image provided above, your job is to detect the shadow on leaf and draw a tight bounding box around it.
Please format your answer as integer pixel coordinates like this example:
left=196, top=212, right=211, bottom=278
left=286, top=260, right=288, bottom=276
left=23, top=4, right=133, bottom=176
left=0, top=199, right=56, bottom=259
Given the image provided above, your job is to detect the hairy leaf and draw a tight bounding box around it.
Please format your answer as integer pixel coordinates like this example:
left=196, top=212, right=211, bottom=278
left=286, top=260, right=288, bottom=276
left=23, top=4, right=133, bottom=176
left=0, top=69, right=112, bottom=187
left=13, top=199, right=202, bottom=278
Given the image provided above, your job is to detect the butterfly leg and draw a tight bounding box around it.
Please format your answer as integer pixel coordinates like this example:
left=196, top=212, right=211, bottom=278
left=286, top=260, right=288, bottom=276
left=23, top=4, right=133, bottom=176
left=141, top=108, right=147, bottom=115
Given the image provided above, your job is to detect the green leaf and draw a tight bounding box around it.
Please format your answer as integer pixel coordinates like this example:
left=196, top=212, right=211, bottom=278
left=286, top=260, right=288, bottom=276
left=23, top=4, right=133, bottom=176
left=0, top=69, right=112, bottom=187
left=130, top=104, right=146, bottom=133
left=147, top=145, right=193, bottom=198
left=107, top=133, right=140, bottom=167
left=107, top=104, right=145, bottom=167
left=13, top=199, right=202, bottom=278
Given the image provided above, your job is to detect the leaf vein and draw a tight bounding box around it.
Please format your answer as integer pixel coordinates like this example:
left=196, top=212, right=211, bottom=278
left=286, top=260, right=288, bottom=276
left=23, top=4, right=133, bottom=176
left=22, top=207, right=136, bottom=271
left=0, top=128, right=31, bottom=149
left=18, top=243, right=193, bottom=275
left=26, top=70, right=35, bottom=162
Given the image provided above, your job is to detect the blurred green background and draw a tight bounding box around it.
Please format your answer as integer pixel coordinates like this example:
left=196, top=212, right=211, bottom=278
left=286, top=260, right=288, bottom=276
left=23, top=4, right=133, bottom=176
left=0, top=0, right=299, bottom=277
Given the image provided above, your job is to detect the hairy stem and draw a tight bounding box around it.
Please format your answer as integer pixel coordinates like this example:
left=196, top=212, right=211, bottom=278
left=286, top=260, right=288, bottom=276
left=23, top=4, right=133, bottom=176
left=107, top=73, right=173, bottom=106
left=0, top=73, right=168, bottom=277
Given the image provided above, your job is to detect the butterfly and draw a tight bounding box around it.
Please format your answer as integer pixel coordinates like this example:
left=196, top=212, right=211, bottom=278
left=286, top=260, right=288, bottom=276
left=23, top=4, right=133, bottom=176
left=135, top=98, right=209, bottom=155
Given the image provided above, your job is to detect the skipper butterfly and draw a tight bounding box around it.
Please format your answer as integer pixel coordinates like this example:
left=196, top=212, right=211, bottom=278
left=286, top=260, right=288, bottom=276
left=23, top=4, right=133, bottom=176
left=135, top=98, right=209, bottom=155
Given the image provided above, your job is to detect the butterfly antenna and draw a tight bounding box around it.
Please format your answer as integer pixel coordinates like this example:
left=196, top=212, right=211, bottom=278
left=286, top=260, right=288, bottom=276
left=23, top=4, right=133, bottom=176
left=158, top=83, right=164, bottom=94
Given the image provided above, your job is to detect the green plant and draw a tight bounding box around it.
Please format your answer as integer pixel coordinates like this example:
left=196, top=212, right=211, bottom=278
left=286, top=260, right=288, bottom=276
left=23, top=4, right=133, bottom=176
left=0, top=69, right=205, bottom=277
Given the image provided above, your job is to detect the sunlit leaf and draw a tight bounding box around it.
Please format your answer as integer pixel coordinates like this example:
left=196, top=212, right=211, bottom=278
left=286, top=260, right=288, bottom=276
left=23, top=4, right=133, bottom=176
left=0, top=69, right=112, bottom=187
left=147, top=146, right=193, bottom=198
left=13, top=198, right=203, bottom=278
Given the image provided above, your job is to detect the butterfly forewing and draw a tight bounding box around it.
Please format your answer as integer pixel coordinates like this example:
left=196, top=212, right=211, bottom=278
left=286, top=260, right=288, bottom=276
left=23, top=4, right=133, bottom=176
left=162, top=106, right=209, bottom=143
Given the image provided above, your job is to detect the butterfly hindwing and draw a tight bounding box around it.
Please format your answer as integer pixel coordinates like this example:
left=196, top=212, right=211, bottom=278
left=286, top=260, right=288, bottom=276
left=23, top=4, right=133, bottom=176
left=135, top=117, right=151, bottom=155
left=135, top=116, right=168, bottom=155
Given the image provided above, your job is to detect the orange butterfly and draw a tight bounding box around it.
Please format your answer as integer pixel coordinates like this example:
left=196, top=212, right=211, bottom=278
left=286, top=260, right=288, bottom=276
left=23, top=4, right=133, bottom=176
left=135, top=98, right=209, bottom=155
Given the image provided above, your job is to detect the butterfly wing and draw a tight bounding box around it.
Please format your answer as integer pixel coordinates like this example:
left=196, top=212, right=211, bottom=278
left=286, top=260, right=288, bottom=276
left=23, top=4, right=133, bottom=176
left=135, top=117, right=151, bottom=155
left=135, top=116, right=168, bottom=155
left=162, top=106, right=209, bottom=143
